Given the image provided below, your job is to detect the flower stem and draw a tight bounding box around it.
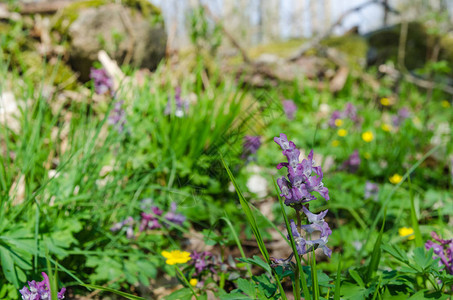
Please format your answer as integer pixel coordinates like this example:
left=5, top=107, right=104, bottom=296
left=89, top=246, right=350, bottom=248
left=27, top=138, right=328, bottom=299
left=175, top=266, right=199, bottom=300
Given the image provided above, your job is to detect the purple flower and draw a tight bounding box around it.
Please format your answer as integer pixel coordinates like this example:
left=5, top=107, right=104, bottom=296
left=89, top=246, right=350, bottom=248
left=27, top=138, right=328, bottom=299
left=242, top=135, right=261, bottom=161
left=139, top=206, right=163, bottom=231
left=328, top=103, right=360, bottom=127
left=364, top=181, right=379, bottom=201
left=287, top=219, right=332, bottom=257
left=274, top=134, right=329, bottom=206
left=341, top=150, right=360, bottom=173
left=328, top=110, right=342, bottom=128
left=165, top=87, right=189, bottom=117
left=108, top=100, right=126, bottom=133
left=392, top=107, right=411, bottom=127
left=344, top=102, right=359, bottom=123
left=19, top=272, right=66, bottom=300
left=282, top=99, right=297, bottom=120
left=300, top=206, right=332, bottom=237
left=165, top=202, right=186, bottom=226
left=190, top=251, right=215, bottom=275
left=110, top=216, right=134, bottom=239
left=425, top=232, right=453, bottom=275
left=90, top=68, right=113, bottom=96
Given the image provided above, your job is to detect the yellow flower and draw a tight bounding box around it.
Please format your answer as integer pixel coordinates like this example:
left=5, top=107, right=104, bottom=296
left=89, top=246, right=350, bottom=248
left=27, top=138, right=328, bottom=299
left=162, top=250, right=191, bottom=265
left=337, top=129, right=347, bottom=137
left=362, top=131, right=374, bottom=142
left=331, top=140, right=340, bottom=147
left=364, top=152, right=371, bottom=159
left=380, top=97, right=391, bottom=106
left=441, top=100, right=450, bottom=108
left=389, top=174, right=402, bottom=184
left=399, top=227, right=415, bottom=240
left=381, top=123, right=393, bottom=132
left=190, top=278, right=198, bottom=287
left=335, top=119, right=343, bottom=127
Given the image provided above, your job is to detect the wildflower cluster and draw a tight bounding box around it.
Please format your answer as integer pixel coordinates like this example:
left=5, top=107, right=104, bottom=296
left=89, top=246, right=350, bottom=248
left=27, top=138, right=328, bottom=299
left=425, top=232, right=453, bottom=275
left=274, top=133, right=332, bottom=257
left=110, top=200, right=185, bottom=239
left=328, top=102, right=360, bottom=128
left=19, top=272, right=66, bottom=300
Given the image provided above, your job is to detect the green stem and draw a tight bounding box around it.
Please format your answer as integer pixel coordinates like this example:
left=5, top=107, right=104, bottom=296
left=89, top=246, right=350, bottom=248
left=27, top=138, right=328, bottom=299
left=175, top=266, right=198, bottom=300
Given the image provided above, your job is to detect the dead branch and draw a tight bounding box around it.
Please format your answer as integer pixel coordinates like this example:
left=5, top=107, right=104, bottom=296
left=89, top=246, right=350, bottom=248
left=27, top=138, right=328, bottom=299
left=15, top=1, right=73, bottom=14
left=379, top=64, right=453, bottom=95
left=202, top=5, right=251, bottom=64
left=288, top=0, right=399, bottom=62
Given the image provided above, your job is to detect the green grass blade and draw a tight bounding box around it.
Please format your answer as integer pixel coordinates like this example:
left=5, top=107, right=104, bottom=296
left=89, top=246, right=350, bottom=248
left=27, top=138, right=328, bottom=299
left=333, top=256, right=342, bottom=300
left=220, top=154, right=269, bottom=262
left=222, top=156, right=286, bottom=299
left=275, top=179, right=310, bottom=300
left=366, top=208, right=387, bottom=283
left=408, top=177, right=423, bottom=247
left=81, top=284, right=146, bottom=300
left=221, top=216, right=253, bottom=277
left=312, top=250, right=319, bottom=300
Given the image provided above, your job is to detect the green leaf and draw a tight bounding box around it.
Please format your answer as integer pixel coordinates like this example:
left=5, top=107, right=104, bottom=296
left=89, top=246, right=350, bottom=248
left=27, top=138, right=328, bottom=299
left=81, top=284, right=146, bottom=300
left=237, top=256, right=271, bottom=274
left=0, top=247, right=19, bottom=287
left=348, top=269, right=365, bottom=288
left=220, top=290, right=251, bottom=300
left=366, top=210, right=386, bottom=282
left=237, top=278, right=256, bottom=298
left=382, top=245, right=409, bottom=264
left=253, top=274, right=277, bottom=298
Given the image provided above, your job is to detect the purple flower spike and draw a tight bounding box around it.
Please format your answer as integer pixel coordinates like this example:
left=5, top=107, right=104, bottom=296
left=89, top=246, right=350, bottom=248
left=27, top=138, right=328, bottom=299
left=282, top=99, right=297, bottom=120
left=108, top=100, right=126, bottom=133
left=190, top=251, right=215, bottom=275
left=344, top=102, right=359, bottom=123
left=242, top=135, right=262, bottom=161
left=165, top=87, right=190, bottom=117
left=364, top=181, right=379, bottom=201
left=90, top=67, right=114, bottom=96
left=287, top=219, right=332, bottom=257
left=392, top=107, right=411, bottom=127
left=425, top=231, right=453, bottom=275
left=341, top=150, right=360, bottom=173
left=19, top=272, right=66, bottom=300
left=301, top=206, right=332, bottom=237
left=165, top=202, right=186, bottom=226
left=288, top=220, right=306, bottom=255
left=274, top=134, right=329, bottom=205
left=328, top=110, right=342, bottom=128
left=139, top=206, right=163, bottom=231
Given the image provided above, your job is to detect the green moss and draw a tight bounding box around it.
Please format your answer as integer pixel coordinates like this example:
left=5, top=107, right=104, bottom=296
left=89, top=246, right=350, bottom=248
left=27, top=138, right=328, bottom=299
left=321, top=35, right=368, bottom=68
left=16, top=51, right=78, bottom=90
left=53, top=0, right=163, bottom=34
left=440, top=34, right=453, bottom=67
left=248, top=39, right=306, bottom=59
